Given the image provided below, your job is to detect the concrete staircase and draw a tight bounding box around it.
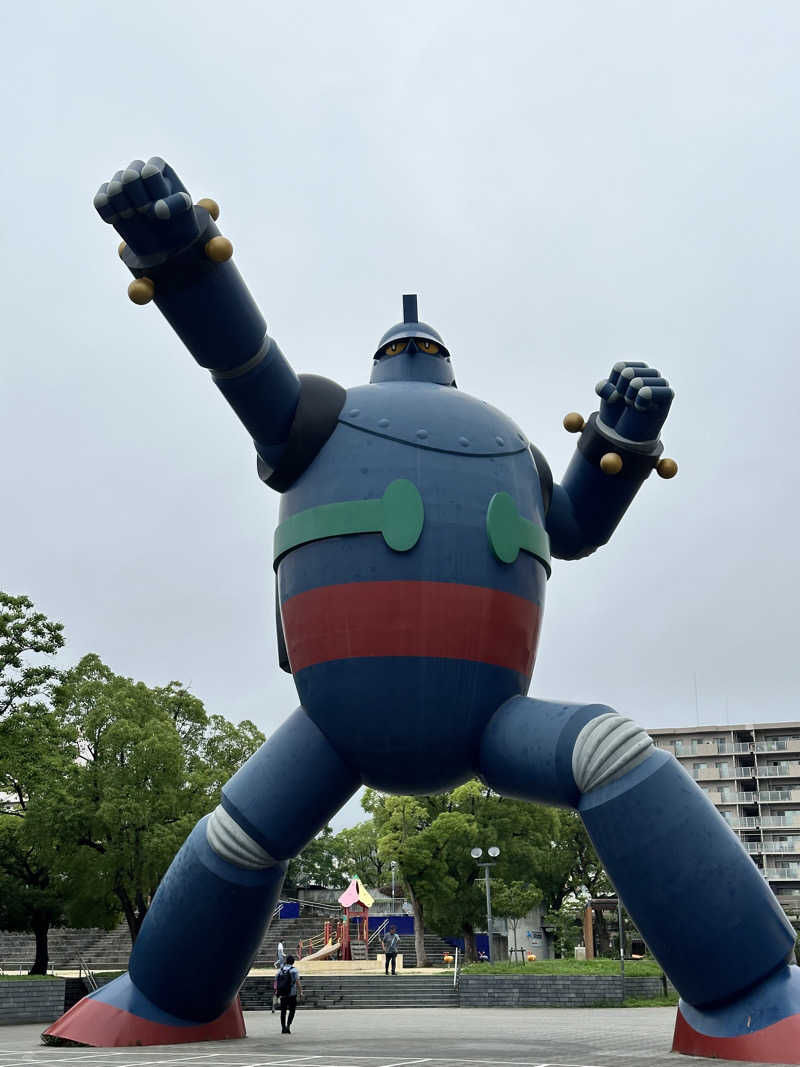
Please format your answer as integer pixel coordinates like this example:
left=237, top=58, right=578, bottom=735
left=1, top=915, right=456, bottom=973
left=0, top=925, right=132, bottom=972
left=241, top=974, right=458, bottom=1010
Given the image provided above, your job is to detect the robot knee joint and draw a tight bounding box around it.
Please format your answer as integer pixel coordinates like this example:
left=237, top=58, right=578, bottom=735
left=206, top=804, right=277, bottom=869
left=572, top=711, right=653, bottom=794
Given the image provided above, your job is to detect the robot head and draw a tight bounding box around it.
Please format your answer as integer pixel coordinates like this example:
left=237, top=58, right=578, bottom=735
left=370, top=295, right=456, bottom=386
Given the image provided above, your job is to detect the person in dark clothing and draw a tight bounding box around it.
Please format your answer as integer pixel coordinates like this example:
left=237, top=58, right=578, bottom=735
left=381, top=925, right=400, bottom=975
left=276, top=954, right=302, bottom=1033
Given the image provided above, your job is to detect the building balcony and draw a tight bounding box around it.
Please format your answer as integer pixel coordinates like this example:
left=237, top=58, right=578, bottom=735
left=714, top=792, right=758, bottom=804
left=764, top=867, right=800, bottom=880
left=762, top=841, right=800, bottom=854
left=759, top=790, right=800, bottom=803
left=692, top=767, right=754, bottom=782
left=667, top=741, right=753, bottom=757
left=755, top=739, right=800, bottom=754
left=762, top=816, right=800, bottom=827
left=757, top=762, right=800, bottom=779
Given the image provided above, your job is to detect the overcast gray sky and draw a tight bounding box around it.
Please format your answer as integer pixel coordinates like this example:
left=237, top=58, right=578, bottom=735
left=4, top=1, right=800, bottom=829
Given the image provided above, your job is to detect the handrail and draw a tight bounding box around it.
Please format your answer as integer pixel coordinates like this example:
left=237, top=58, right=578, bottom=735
left=454, top=946, right=459, bottom=988
left=77, top=953, right=97, bottom=991
left=278, top=896, right=341, bottom=913
left=0, top=959, right=56, bottom=976
left=368, top=918, right=390, bottom=946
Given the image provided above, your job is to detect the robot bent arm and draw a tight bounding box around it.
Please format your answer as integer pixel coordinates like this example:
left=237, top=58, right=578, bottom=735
left=546, top=361, right=677, bottom=559
left=94, top=157, right=312, bottom=481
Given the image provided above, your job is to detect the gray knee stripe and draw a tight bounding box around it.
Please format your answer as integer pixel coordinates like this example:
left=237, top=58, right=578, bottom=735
left=572, top=713, right=654, bottom=793
left=206, top=804, right=277, bottom=869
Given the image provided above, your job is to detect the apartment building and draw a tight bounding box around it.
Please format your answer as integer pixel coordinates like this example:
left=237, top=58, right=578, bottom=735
left=649, top=722, right=800, bottom=923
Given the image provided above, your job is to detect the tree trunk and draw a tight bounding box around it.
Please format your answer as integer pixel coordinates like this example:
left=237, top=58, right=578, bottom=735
left=407, top=885, right=429, bottom=967
left=29, top=912, right=49, bottom=975
left=463, top=923, right=477, bottom=962
left=117, top=888, right=146, bottom=944
left=508, top=917, right=520, bottom=959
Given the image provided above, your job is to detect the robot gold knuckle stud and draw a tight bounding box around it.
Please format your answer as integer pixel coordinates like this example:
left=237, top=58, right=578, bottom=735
left=562, top=412, right=585, bottom=433
left=49, top=154, right=800, bottom=1067
left=196, top=197, right=220, bottom=221
left=204, top=235, right=233, bottom=263
left=599, top=451, right=623, bottom=475
left=656, top=457, right=678, bottom=479
left=127, top=277, right=154, bottom=305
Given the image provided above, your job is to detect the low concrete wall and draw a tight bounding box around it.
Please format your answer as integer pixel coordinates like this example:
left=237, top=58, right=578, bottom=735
left=458, top=974, right=671, bottom=1007
left=0, top=979, right=66, bottom=1024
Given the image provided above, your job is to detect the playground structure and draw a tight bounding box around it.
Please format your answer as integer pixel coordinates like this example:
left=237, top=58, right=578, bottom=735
left=337, top=878, right=372, bottom=961
left=293, top=879, right=395, bottom=968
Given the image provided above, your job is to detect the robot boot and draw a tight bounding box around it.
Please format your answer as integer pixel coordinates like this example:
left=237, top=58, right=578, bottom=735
left=481, top=696, right=800, bottom=1065
left=44, top=708, right=360, bottom=1047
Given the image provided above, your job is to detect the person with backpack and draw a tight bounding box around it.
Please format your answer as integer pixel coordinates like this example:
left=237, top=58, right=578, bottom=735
left=380, top=925, right=400, bottom=975
left=275, top=954, right=302, bottom=1034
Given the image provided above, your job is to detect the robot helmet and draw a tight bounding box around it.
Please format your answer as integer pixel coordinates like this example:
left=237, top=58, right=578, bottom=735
left=370, top=295, right=456, bottom=386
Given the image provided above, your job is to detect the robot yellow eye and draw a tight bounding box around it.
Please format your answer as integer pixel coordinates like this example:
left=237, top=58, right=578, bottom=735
left=385, top=341, right=408, bottom=356
left=417, top=340, right=440, bottom=354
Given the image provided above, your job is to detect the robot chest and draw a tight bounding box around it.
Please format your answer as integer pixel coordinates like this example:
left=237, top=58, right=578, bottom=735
left=275, top=425, right=549, bottom=576
left=337, top=381, right=530, bottom=457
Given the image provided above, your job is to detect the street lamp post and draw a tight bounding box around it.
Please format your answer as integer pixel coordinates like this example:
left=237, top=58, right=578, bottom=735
left=470, top=845, right=500, bottom=961
left=391, top=861, right=397, bottom=910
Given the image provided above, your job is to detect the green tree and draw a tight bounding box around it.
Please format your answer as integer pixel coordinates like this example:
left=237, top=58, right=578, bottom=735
left=0, top=819, right=71, bottom=974
left=491, top=879, right=542, bottom=956
left=285, top=825, right=339, bottom=893
left=0, top=593, right=69, bottom=973
left=544, top=899, right=586, bottom=958
left=365, top=782, right=559, bottom=963
left=333, top=820, right=388, bottom=887
left=0, top=592, right=64, bottom=720
left=30, top=654, right=264, bottom=943
left=536, top=810, right=612, bottom=911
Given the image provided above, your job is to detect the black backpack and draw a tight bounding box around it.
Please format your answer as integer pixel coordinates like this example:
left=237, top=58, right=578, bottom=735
left=275, top=966, right=293, bottom=997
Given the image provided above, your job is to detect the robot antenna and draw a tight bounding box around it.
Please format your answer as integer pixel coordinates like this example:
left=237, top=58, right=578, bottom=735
left=402, top=294, right=418, bottom=323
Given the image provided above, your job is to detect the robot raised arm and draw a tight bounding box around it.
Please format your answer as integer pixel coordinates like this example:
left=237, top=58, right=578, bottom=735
left=546, top=361, right=677, bottom=559
left=94, top=158, right=342, bottom=486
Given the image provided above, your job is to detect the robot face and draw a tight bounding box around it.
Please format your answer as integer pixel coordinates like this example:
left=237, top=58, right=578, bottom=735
left=370, top=295, right=456, bottom=387
left=383, top=338, right=441, bottom=357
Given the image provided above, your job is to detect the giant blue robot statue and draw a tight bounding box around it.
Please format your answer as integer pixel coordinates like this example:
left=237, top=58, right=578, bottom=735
left=46, top=157, right=800, bottom=1063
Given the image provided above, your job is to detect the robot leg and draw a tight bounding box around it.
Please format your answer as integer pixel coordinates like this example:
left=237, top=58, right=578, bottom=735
left=43, top=707, right=360, bottom=1047
left=480, top=696, right=800, bottom=1064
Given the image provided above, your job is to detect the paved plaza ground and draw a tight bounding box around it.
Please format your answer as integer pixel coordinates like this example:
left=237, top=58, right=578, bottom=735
left=0, top=1007, right=794, bottom=1067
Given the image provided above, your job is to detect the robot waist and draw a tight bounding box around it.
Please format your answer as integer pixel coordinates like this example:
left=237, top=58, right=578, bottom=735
left=274, top=479, right=551, bottom=576
left=280, top=579, right=542, bottom=675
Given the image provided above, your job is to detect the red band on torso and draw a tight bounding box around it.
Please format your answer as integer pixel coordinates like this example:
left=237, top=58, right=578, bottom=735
left=281, top=580, right=542, bottom=676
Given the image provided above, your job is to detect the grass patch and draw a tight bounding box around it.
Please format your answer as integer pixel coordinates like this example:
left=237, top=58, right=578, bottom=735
left=459, top=958, right=664, bottom=976
left=622, top=994, right=678, bottom=1007
left=93, top=971, right=124, bottom=979
left=0, top=973, right=60, bottom=981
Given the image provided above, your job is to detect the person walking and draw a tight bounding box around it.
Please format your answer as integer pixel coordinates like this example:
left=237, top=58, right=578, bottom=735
left=381, top=925, right=400, bottom=975
left=276, top=954, right=302, bottom=1034
left=271, top=940, right=286, bottom=1013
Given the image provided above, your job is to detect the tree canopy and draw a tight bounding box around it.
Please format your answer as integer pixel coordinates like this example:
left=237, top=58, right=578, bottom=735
left=0, top=592, right=266, bottom=969
left=28, top=653, right=265, bottom=941
left=363, top=782, right=560, bottom=962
